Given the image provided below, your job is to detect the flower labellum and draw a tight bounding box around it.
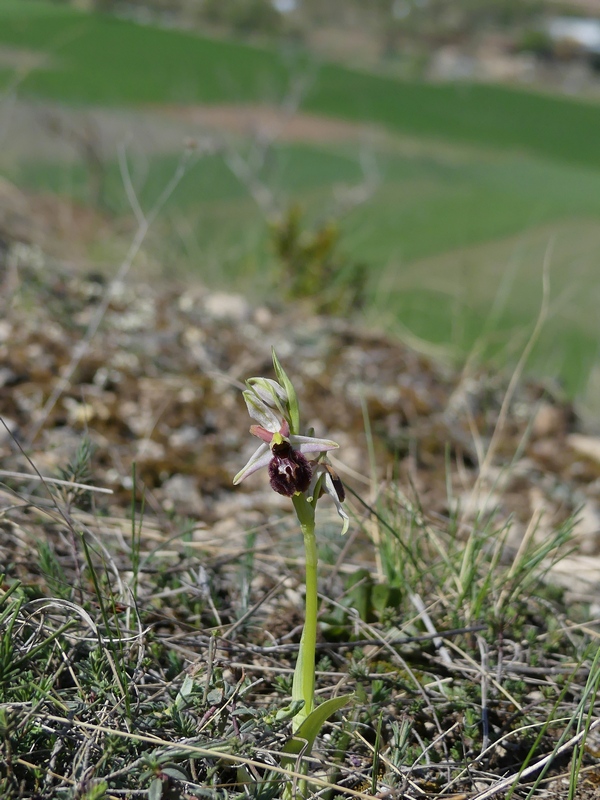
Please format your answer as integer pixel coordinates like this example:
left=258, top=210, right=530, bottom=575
left=268, top=438, right=312, bottom=497
left=233, top=423, right=339, bottom=487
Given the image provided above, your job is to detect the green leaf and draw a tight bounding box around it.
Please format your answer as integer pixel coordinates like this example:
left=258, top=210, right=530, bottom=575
left=175, top=674, right=194, bottom=709
left=272, top=349, right=300, bottom=435
left=236, top=765, right=253, bottom=785
left=207, top=688, right=223, bottom=705
left=264, top=699, right=305, bottom=725
left=148, top=778, right=163, bottom=800
left=161, top=766, right=188, bottom=781
left=282, top=695, right=352, bottom=765
left=79, top=781, right=108, bottom=800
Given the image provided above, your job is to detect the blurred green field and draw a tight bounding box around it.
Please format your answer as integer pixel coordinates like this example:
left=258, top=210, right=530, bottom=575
left=1, top=1, right=600, bottom=400
left=3, top=3, right=600, bottom=168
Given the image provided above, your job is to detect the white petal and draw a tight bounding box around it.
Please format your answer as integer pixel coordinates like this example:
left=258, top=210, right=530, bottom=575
left=291, top=435, right=339, bottom=454
left=306, top=464, right=349, bottom=535
left=233, top=443, right=271, bottom=485
left=322, top=471, right=350, bottom=535
left=245, top=378, right=288, bottom=423
left=243, top=391, right=281, bottom=431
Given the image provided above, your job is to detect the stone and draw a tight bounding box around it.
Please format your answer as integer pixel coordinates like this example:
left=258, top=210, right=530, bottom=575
left=531, top=402, right=566, bottom=439
left=161, top=474, right=205, bottom=516
left=568, top=434, right=600, bottom=464
left=572, top=500, right=600, bottom=555
left=203, top=292, right=250, bottom=322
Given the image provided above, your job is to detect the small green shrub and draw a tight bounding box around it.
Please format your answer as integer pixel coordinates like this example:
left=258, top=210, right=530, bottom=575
left=270, top=204, right=367, bottom=315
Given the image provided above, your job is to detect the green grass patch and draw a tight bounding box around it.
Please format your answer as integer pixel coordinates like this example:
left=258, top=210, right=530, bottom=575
left=11, top=142, right=600, bottom=258
left=0, top=0, right=74, bottom=17
left=344, top=152, right=600, bottom=265
left=2, top=5, right=600, bottom=170
left=0, top=6, right=290, bottom=105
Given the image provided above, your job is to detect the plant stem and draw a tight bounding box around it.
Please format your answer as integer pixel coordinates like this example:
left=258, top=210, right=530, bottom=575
left=291, top=494, right=318, bottom=733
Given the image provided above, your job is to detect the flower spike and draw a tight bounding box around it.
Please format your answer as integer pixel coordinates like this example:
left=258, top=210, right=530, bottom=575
left=233, top=353, right=348, bottom=531
left=232, top=352, right=352, bottom=740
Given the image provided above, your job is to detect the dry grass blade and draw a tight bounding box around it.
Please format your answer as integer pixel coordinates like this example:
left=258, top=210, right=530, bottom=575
left=471, top=718, right=600, bottom=800
left=0, top=468, right=113, bottom=494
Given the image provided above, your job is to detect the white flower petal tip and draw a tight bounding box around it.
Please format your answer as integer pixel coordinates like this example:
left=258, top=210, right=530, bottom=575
left=232, top=443, right=271, bottom=485
left=337, top=506, right=350, bottom=536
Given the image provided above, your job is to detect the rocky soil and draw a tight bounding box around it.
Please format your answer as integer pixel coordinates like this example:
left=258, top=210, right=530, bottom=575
left=1, top=225, right=600, bottom=605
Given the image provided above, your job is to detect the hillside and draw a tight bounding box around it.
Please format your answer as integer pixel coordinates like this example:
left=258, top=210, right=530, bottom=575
left=2, top=1, right=600, bottom=402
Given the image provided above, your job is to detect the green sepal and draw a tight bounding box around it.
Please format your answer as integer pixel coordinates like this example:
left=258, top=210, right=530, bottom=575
left=161, top=767, right=189, bottom=781
left=272, top=348, right=300, bottom=435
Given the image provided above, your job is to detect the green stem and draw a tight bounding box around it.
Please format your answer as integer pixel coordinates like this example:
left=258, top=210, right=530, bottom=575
left=291, top=493, right=318, bottom=733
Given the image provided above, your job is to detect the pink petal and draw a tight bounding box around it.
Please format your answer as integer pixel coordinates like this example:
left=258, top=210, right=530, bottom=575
left=250, top=425, right=274, bottom=443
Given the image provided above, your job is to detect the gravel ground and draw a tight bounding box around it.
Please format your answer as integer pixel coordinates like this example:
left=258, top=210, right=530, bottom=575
left=1, top=237, right=600, bottom=602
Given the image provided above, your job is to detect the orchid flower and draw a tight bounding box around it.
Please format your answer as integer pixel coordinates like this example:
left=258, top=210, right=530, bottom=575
left=233, top=419, right=339, bottom=496
left=234, top=350, right=342, bottom=502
